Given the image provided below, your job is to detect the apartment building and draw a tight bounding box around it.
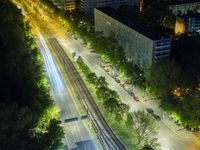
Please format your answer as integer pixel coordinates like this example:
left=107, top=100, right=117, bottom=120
left=51, top=0, right=76, bottom=10
left=80, top=0, right=138, bottom=16
left=167, top=0, right=200, bottom=15
left=94, top=7, right=171, bottom=69
left=175, top=13, right=200, bottom=35
left=65, top=0, right=76, bottom=10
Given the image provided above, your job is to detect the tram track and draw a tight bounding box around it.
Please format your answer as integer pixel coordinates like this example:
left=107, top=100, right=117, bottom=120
left=48, top=38, right=126, bottom=150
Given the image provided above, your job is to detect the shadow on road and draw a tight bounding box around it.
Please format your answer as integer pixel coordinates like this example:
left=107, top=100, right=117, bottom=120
left=64, top=139, right=97, bottom=150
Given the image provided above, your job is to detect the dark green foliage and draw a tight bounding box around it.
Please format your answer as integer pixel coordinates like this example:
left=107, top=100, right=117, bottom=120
left=0, top=1, right=64, bottom=149
left=142, top=144, right=154, bottom=150
left=95, top=76, right=108, bottom=89
left=126, top=111, right=159, bottom=149
left=145, top=57, right=200, bottom=128
left=103, top=98, right=120, bottom=114
left=180, top=92, right=200, bottom=128
left=0, top=102, right=33, bottom=149
left=162, top=91, right=200, bottom=129
left=91, top=33, right=127, bottom=68
left=77, top=56, right=129, bottom=120
left=120, top=62, right=145, bottom=87
left=144, top=60, right=181, bottom=97
left=87, top=72, right=97, bottom=84
left=77, top=56, right=91, bottom=76
left=172, top=34, right=200, bottom=88
left=153, top=35, right=200, bottom=129
left=31, top=119, right=64, bottom=150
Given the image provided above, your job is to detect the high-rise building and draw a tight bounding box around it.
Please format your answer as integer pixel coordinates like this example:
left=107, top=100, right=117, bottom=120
left=80, top=0, right=139, bottom=16
left=166, top=0, right=200, bottom=15
left=51, top=0, right=76, bottom=10
left=140, top=0, right=200, bottom=14
left=94, top=7, right=171, bottom=69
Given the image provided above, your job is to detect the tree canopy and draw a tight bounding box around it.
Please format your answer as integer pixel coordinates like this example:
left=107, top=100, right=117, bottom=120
left=0, top=1, right=64, bottom=149
left=126, top=111, right=159, bottom=149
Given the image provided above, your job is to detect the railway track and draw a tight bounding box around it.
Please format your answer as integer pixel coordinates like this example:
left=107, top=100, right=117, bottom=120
left=47, top=38, right=127, bottom=150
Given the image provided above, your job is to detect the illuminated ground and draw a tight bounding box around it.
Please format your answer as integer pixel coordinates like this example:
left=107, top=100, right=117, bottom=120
left=38, top=33, right=99, bottom=150
left=19, top=1, right=200, bottom=149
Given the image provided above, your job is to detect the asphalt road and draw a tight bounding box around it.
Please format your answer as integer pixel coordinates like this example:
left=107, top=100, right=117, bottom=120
left=59, top=36, right=200, bottom=150
left=38, top=33, right=98, bottom=150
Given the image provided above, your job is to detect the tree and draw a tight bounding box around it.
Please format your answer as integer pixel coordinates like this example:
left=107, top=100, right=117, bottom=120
left=96, top=85, right=119, bottom=104
left=103, top=97, right=120, bottom=114
left=106, top=89, right=119, bottom=99
left=87, top=72, right=97, bottom=84
left=95, top=76, right=108, bottom=89
left=118, top=103, right=130, bottom=115
left=77, top=56, right=90, bottom=76
left=114, top=103, right=130, bottom=122
left=144, top=60, right=181, bottom=97
left=179, top=92, right=200, bottom=128
left=31, top=118, right=64, bottom=150
left=0, top=102, right=33, bottom=149
left=142, top=144, right=154, bottom=150
left=172, top=34, right=200, bottom=88
left=96, top=85, right=109, bottom=100
left=0, top=1, right=64, bottom=149
left=126, top=111, right=159, bottom=149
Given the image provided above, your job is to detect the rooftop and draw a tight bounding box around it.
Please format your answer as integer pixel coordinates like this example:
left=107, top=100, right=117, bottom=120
left=95, top=7, right=170, bottom=40
left=166, top=0, right=200, bottom=6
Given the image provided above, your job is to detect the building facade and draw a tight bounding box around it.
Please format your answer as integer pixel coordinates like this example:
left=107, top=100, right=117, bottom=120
left=94, top=7, right=171, bottom=69
left=167, top=0, right=200, bottom=15
left=64, top=0, right=76, bottom=10
left=51, top=0, right=76, bottom=10
left=175, top=13, right=200, bottom=35
left=80, top=0, right=138, bottom=16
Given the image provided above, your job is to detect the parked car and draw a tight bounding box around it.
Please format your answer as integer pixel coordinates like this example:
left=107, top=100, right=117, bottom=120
left=115, top=78, right=120, bottom=83
left=153, top=114, right=161, bottom=121
left=146, top=108, right=154, bottom=114
left=133, top=96, right=139, bottom=102
left=128, top=91, right=134, bottom=97
left=72, top=52, right=76, bottom=57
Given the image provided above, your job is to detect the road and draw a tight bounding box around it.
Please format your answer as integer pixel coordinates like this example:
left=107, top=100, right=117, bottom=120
left=18, top=0, right=200, bottom=149
left=47, top=37, right=126, bottom=150
left=59, top=34, right=200, bottom=150
left=38, top=33, right=98, bottom=150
